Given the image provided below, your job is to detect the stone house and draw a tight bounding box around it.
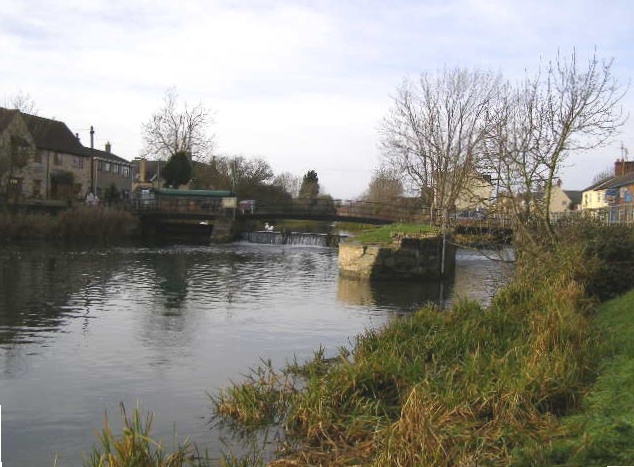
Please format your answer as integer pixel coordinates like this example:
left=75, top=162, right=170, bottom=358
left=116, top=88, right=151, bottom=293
left=89, top=142, right=133, bottom=200
left=0, top=107, right=92, bottom=202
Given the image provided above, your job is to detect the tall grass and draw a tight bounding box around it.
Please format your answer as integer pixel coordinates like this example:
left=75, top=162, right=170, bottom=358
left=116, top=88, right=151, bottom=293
left=84, top=403, right=209, bottom=467
left=348, top=222, right=438, bottom=244
left=0, top=206, right=138, bottom=242
left=212, top=222, right=634, bottom=465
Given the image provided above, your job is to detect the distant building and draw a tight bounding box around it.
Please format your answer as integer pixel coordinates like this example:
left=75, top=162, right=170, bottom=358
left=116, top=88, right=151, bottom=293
left=548, top=184, right=582, bottom=213
left=89, top=142, right=133, bottom=199
left=0, top=107, right=133, bottom=203
left=581, top=159, right=634, bottom=209
left=0, top=107, right=91, bottom=202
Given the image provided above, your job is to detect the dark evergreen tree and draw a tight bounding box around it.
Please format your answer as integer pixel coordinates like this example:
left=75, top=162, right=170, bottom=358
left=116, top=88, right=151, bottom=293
left=162, top=151, right=192, bottom=188
left=298, top=170, right=319, bottom=198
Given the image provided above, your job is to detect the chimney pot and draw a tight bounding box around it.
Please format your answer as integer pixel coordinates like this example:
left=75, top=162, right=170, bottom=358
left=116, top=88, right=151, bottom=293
left=105, top=141, right=111, bottom=153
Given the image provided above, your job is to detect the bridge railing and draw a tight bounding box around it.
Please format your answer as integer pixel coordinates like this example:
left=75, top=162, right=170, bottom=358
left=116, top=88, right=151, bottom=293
left=245, top=199, right=437, bottom=223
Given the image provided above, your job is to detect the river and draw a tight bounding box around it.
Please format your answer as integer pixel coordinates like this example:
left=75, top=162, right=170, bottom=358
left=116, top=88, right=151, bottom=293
left=0, top=241, right=512, bottom=466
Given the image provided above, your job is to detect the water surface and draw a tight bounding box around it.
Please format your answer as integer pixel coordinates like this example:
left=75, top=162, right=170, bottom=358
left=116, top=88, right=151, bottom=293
left=0, top=242, right=511, bottom=465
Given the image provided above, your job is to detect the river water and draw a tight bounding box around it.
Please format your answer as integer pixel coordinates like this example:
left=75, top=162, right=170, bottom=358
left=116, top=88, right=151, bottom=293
left=0, top=241, right=512, bottom=466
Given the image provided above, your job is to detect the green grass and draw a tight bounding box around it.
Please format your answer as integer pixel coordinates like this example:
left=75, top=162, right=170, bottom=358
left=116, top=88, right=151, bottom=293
left=211, top=241, right=600, bottom=465
left=513, top=289, right=634, bottom=466
left=83, top=403, right=210, bottom=467
left=347, top=222, right=438, bottom=244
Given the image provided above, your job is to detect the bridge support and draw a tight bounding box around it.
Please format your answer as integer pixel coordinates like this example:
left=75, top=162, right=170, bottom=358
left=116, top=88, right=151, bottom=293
left=338, top=235, right=455, bottom=280
left=211, top=220, right=234, bottom=243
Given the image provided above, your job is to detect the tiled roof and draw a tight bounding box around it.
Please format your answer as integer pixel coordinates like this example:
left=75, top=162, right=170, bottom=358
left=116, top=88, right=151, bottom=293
left=87, top=147, right=132, bottom=165
left=15, top=109, right=87, bottom=156
left=0, top=107, right=18, bottom=133
left=582, top=176, right=614, bottom=192
left=606, top=171, right=634, bottom=189
left=563, top=190, right=583, bottom=205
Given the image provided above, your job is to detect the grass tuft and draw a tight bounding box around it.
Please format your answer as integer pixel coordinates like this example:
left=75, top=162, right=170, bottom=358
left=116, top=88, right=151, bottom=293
left=84, top=403, right=208, bottom=467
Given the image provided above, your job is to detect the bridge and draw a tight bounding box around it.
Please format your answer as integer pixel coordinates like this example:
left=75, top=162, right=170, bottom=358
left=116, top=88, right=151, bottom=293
left=135, top=194, right=434, bottom=225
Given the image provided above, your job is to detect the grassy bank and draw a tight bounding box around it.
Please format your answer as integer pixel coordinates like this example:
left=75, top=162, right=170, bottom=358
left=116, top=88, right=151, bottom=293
left=77, top=221, right=634, bottom=466
left=515, top=288, right=634, bottom=465
left=347, top=222, right=438, bottom=244
left=210, top=222, right=634, bottom=465
left=0, top=206, right=138, bottom=242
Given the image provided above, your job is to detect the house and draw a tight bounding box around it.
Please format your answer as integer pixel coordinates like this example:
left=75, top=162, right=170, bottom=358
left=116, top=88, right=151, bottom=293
left=89, top=142, right=133, bottom=200
left=454, top=173, right=493, bottom=211
left=604, top=171, right=634, bottom=205
left=0, top=107, right=91, bottom=202
left=581, top=159, right=634, bottom=209
left=549, top=185, right=582, bottom=213
left=132, top=158, right=165, bottom=192
left=581, top=177, right=612, bottom=209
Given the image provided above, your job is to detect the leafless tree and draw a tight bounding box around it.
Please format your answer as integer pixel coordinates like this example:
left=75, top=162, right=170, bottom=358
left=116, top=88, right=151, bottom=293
left=141, top=88, right=215, bottom=162
left=380, top=68, right=502, bottom=224
left=363, top=166, right=403, bottom=204
left=273, top=171, right=301, bottom=198
left=483, top=50, right=627, bottom=255
left=3, top=90, right=38, bottom=115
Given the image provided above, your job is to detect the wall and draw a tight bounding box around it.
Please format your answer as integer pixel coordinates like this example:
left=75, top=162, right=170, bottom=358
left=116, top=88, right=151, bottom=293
left=549, top=186, right=572, bottom=213
left=338, top=235, right=455, bottom=280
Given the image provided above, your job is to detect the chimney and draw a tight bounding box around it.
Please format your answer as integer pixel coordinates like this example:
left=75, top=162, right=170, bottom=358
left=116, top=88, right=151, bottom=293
left=90, top=125, right=94, bottom=149
left=105, top=141, right=111, bottom=153
left=140, top=157, right=147, bottom=183
left=75, top=132, right=80, bottom=142
left=614, top=159, right=634, bottom=176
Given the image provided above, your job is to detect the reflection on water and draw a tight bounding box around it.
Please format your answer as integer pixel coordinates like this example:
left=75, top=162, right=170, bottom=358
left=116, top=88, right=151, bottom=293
left=0, top=243, right=511, bottom=466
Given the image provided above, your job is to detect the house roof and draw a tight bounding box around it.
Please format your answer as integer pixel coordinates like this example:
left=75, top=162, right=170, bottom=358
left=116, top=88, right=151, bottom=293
left=563, top=190, right=583, bottom=205
left=606, top=171, right=634, bottom=190
left=7, top=109, right=88, bottom=156
left=583, top=176, right=614, bottom=192
left=0, top=108, right=18, bottom=133
left=87, top=147, right=131, bottom=165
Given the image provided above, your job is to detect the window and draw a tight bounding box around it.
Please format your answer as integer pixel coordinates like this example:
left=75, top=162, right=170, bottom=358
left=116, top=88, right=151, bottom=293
left=112, top=164, right=119, bottom=175
left=33, top=180, right=42, bottom=197
left=53, top=153, right=63, bottom=166
left=8, top=177, right=23, bottom=197
left=72, top=156, right=84, bottom=169
left=122, top=166, right=130, bottom=177
left=104, top=162, right=111, bottom=172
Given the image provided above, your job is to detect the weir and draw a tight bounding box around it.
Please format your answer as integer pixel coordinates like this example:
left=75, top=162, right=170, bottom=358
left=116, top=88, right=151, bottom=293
left=240, top=231, right=345, bottom=247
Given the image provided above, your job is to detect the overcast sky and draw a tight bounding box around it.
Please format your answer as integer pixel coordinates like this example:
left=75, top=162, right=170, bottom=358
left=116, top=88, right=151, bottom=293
left=1, top=0, right=632, bottom=199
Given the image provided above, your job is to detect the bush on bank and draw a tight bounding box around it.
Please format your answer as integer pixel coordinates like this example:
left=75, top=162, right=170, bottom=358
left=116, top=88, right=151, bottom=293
left=211, top=220, right=634, bottom=465
left=0, top=206, right=138, bottom=242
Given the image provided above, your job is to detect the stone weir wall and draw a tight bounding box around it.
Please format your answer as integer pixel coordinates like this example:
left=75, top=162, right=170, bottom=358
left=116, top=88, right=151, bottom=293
left=338, top=235, right=455, bottom=280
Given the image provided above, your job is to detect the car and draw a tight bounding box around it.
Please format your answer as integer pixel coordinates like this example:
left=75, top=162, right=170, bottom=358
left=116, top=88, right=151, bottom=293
left=454, top=209, right=486, bottom=220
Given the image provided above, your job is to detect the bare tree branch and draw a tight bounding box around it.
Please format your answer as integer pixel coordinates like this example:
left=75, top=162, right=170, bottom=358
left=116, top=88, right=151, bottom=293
left=141, top=88, right=216, bottom=162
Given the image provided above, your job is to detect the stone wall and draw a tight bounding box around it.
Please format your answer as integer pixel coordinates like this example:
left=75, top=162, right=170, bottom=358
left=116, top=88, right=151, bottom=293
left=338, top=235, right=455, bottom=280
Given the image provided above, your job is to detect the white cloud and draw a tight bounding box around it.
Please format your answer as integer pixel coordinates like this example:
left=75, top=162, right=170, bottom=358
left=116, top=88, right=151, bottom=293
left=0, top=0, right=632, bottom=198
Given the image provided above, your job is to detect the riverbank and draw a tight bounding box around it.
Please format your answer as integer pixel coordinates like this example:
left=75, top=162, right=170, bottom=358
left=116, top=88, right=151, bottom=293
left=209, top=222, right=634, bottom=465
left=0, top=205, right=138, bottom=241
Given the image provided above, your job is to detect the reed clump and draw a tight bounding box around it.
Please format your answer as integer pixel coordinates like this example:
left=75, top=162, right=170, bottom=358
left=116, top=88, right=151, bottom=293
left=213, top=223, right=634, bottom=465
left=0, top=206, right=138, bottom=241
left=84, top=403, right=209, bottom=467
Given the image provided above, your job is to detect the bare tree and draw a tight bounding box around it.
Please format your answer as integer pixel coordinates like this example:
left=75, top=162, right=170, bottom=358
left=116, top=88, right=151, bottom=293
left=483, top=50, right=627, bottom=255
left=3, top=90, right=38, bottom=114
left=141, top=88, right=215, bottom=162
left=380, top=68, right=502, bottom=223
left=363, top=166, right=403, bottom=203
left=273, top=171, right=301, bottom=198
